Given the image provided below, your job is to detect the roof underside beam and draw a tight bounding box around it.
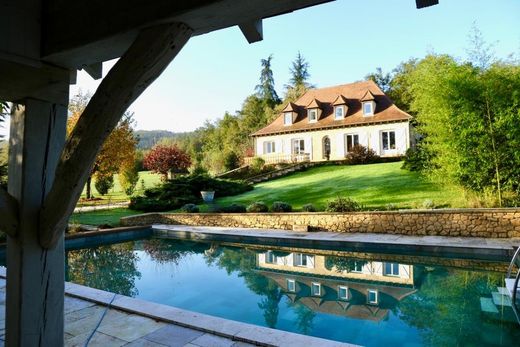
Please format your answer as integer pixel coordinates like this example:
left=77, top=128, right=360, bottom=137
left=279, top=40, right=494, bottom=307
left=41, top=0, right=333, bottom=68
left=239, top=20, right=263, bottom=44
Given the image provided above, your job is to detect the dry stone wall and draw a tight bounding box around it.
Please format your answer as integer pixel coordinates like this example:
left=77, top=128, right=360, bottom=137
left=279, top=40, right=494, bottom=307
left=120, top=208, right=520, bottom=238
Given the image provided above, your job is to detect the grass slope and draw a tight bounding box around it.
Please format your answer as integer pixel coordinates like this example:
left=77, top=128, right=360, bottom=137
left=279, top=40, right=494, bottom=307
left=78, top=171, right=162, bottom=206
left=214, top=162, right=467, bottom=210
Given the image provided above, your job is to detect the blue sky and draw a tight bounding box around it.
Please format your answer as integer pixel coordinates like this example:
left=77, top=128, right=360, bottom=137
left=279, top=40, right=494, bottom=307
left=3, top=0, right=518, bottom=137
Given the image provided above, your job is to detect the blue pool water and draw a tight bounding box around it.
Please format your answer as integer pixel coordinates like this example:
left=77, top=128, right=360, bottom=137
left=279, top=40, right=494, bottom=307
left=65, top=238, right=520, bottom=346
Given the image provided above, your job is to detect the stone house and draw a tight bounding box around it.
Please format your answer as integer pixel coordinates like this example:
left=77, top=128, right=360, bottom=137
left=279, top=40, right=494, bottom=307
left=251, top=80, right=413, bottom=163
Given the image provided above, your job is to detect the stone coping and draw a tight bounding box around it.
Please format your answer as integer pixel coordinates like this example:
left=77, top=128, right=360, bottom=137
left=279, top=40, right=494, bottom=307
left=152, top=225, right=519, bottom=261
left=0, top=267, right=354, bottom=347
left=121, top=207, right=520, bottom=219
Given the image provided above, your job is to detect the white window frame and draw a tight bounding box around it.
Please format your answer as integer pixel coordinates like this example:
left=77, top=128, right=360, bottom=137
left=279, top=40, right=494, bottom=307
left=291, top=139, right=305, bottom=155
left=381, top=130, right=396, bottom=151
left=287, top=279, right=296, bottom=292
left=383, top=262, right=400, bottom=276
left=345, top=134, right=359, bottom=153
left=334, top=106, right=344, bottom=120
left=284, top=112, right=292, bottom=126
left=352, top=261, right=364, bottom=273
left=311, top=282, right=321, bottom=296
left=293, top=253, right=307, bottom=267
left=367, top=289, right=378, bottom=304
left=308, top=108, right=318, bottom=123
left=263, top=141, right=276, bottom=154
left=338, top=286, right=349, bottom=300
left=265, top=251, right=277, bottom=264
left=363, top=102, right=374, bottom=116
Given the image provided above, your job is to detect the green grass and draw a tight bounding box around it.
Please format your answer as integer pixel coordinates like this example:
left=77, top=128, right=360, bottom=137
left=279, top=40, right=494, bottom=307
left=70, top=208, right=142, bottom=226
left=213, top=162, right=468, bottom=210
left=78, top=171, right=162, bottom=206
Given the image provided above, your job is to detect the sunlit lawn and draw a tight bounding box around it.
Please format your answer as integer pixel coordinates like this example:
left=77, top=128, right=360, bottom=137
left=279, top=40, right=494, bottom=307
left=77, top=171, right=162, bottom=206
left=214, top=161, right=468, bottom=211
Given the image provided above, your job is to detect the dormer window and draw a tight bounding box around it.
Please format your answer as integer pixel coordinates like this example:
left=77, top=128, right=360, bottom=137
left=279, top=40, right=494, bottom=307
left=284, top=112, right=292, bottom=126
left=334, top=106, right=345, bottom=120
left=363, top=102, right=374, bottom=116
left=360, top=90, right=376, bottom=117
left=308, top=109, right=318, bottom=123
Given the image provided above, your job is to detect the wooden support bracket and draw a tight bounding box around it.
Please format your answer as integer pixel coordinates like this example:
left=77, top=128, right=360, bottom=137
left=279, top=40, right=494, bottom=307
left=239, top=19, right=263, bottom=43
left=38, top=22, right=193, bottom=248
left=0, top=187, right=18, bottom=237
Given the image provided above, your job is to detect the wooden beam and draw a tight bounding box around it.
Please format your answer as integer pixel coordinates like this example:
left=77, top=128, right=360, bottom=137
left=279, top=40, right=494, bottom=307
left=41, top=0, right=332, bottom=68
left=239, top=20, right=263, bottom=44
left=38, top=22, right=193, bottom=248
left=0, top=187, right=18, bottom=237
left=416, top=0, right=439, bottom=9
left=82, top=62, right=103, bottom=80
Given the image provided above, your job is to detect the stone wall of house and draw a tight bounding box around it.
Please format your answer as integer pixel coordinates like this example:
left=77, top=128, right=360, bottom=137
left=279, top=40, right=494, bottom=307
left=120, top=208, right=520, bottom=238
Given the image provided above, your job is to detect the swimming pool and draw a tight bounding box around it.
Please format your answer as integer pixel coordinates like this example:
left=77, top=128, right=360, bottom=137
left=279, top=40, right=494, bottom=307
left=65, top=237, right=519, bottom=346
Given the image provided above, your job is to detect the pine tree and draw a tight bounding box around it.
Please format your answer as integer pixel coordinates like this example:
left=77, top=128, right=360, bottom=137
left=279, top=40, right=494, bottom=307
left=255, top=55, right=281, bottom=109
left=285, top=52, right=314, bottom=102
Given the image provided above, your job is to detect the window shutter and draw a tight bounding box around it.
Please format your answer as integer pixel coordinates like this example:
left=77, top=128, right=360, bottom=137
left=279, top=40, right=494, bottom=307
left=396, top=127, right=407, bottom=155
left=359, top=131, right=368, bottom=149
left=336, top=133, right=345, bottom=158
left=401, top=265, right=410, bottom=278
left=307, top=255, right=315, bottom=269
left=275, top=139, right=282, bottom=154
left=284, top=139, right=292, bottom=155
left=256, top=139, right=263, bottom=156
left=304, top=137, right=312, bottom=160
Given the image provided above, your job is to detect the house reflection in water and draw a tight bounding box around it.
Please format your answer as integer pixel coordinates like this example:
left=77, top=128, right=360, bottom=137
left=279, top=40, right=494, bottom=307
left=256, top=251, right=419, bottom=322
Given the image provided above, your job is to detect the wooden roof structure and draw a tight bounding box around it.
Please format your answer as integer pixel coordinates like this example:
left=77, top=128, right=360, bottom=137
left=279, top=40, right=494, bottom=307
left=0, top=0, right=438, bottom=345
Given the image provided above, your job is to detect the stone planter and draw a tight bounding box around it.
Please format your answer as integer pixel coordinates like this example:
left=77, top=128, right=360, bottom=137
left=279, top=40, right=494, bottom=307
left=201, top=190, right=215, bottom=203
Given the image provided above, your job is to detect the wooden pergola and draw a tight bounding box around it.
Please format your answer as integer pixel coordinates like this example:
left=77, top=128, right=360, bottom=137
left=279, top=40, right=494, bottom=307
left=0, top=0, right=437, bottom=345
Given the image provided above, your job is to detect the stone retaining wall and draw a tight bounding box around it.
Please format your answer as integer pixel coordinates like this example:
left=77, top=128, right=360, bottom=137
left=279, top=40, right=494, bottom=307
left=120, top=208, right=520, bottom=238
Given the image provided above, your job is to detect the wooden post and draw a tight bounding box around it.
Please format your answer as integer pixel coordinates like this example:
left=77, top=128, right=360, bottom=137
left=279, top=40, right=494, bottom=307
left=6, top=99, right=68, bottom=346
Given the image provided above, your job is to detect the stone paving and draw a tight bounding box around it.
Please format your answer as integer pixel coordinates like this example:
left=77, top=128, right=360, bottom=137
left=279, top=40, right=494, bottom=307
left=0, top=276, right=351, bottom=347
left=0, top=283, right=253, bottom=347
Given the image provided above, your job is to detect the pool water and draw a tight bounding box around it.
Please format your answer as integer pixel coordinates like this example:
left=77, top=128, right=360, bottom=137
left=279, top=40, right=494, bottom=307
left=65, top=238, right=520, bottom=346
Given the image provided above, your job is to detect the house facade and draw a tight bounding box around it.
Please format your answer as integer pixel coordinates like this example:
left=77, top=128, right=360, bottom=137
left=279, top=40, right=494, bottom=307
left=251, top=80, right=413, bottom=163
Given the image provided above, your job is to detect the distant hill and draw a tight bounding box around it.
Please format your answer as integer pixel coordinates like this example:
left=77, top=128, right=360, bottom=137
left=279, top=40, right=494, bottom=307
left=135, top=130, right=189, bottom=150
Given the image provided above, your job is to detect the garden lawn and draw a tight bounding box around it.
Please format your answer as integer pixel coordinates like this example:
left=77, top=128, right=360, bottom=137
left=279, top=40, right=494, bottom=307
left=70, top=208, right=142, bottom=227
left=77, top=171, right=162, bottom=206
left=214, top=162, right=468, bottom=210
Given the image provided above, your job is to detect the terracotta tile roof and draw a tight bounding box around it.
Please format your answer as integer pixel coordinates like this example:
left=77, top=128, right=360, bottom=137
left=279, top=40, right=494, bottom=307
left=360, top=89, right=376, bottom=101
left=332, top=95, right=348, bottom=105
left=282, top=102, right=297, bottom=112
left=252, top=80, right=411, bottom=137
left=306, top=98, right=321, bottom=109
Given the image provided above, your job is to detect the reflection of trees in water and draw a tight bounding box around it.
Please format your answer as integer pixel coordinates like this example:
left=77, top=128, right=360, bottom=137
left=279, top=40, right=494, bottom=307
left=66, top=242, right=141, bottom=297
left=209, top=247, right=284, bottom=328
left=141, top=239, right=210, bottom=264
left=287, top=301, right=315, bottom=334
left=324, top=256, right=368, bottom=273
left=397, top=268, right=519, bottom=346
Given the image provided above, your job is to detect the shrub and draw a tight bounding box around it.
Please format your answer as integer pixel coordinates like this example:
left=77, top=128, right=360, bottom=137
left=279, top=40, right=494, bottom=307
left=271, top=201, right=292, bottom=212
left=345, top=145, right=379, bottom=165
left=401, top=145, right=432, bottom=172
left=94, top=174, right=114, bottom=195
left=302, top=203, right=317, bottom=212
left=250, top=157, right=265, bottom=173
left=220, top=203, right=247, bottom=213
left=180, top=203, right=199, bottom=213
left=326, top=196, right=362, bottom=212
left=422, top=199, right=435, bottom=209
left=223, top=152, right=241, bottom=171
left=129, top=174, right=253, bottom=212
left=247, top=201, right=269, bottom=213
left=144, top=144, right=191, bottom=180
left=385, top=203, right=399, bottom=211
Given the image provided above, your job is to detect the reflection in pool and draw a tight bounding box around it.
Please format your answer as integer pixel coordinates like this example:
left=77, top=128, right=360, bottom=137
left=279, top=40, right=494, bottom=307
left=65, top=238, right=519, bottom=346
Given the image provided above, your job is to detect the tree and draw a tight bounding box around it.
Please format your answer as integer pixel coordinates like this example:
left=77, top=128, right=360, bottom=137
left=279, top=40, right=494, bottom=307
left=285, top=52, right=314, bottom=102
left=365, top=67, right=392, bottom=93
left=67, top=92, right=138, bottom=198
left=409, top=54, right=520, bottom=206
left=255, top=55, right=281, bottom=108
left=144, top=144, right=191, bottom=180
left=119, top=159, right=140, bottom=196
